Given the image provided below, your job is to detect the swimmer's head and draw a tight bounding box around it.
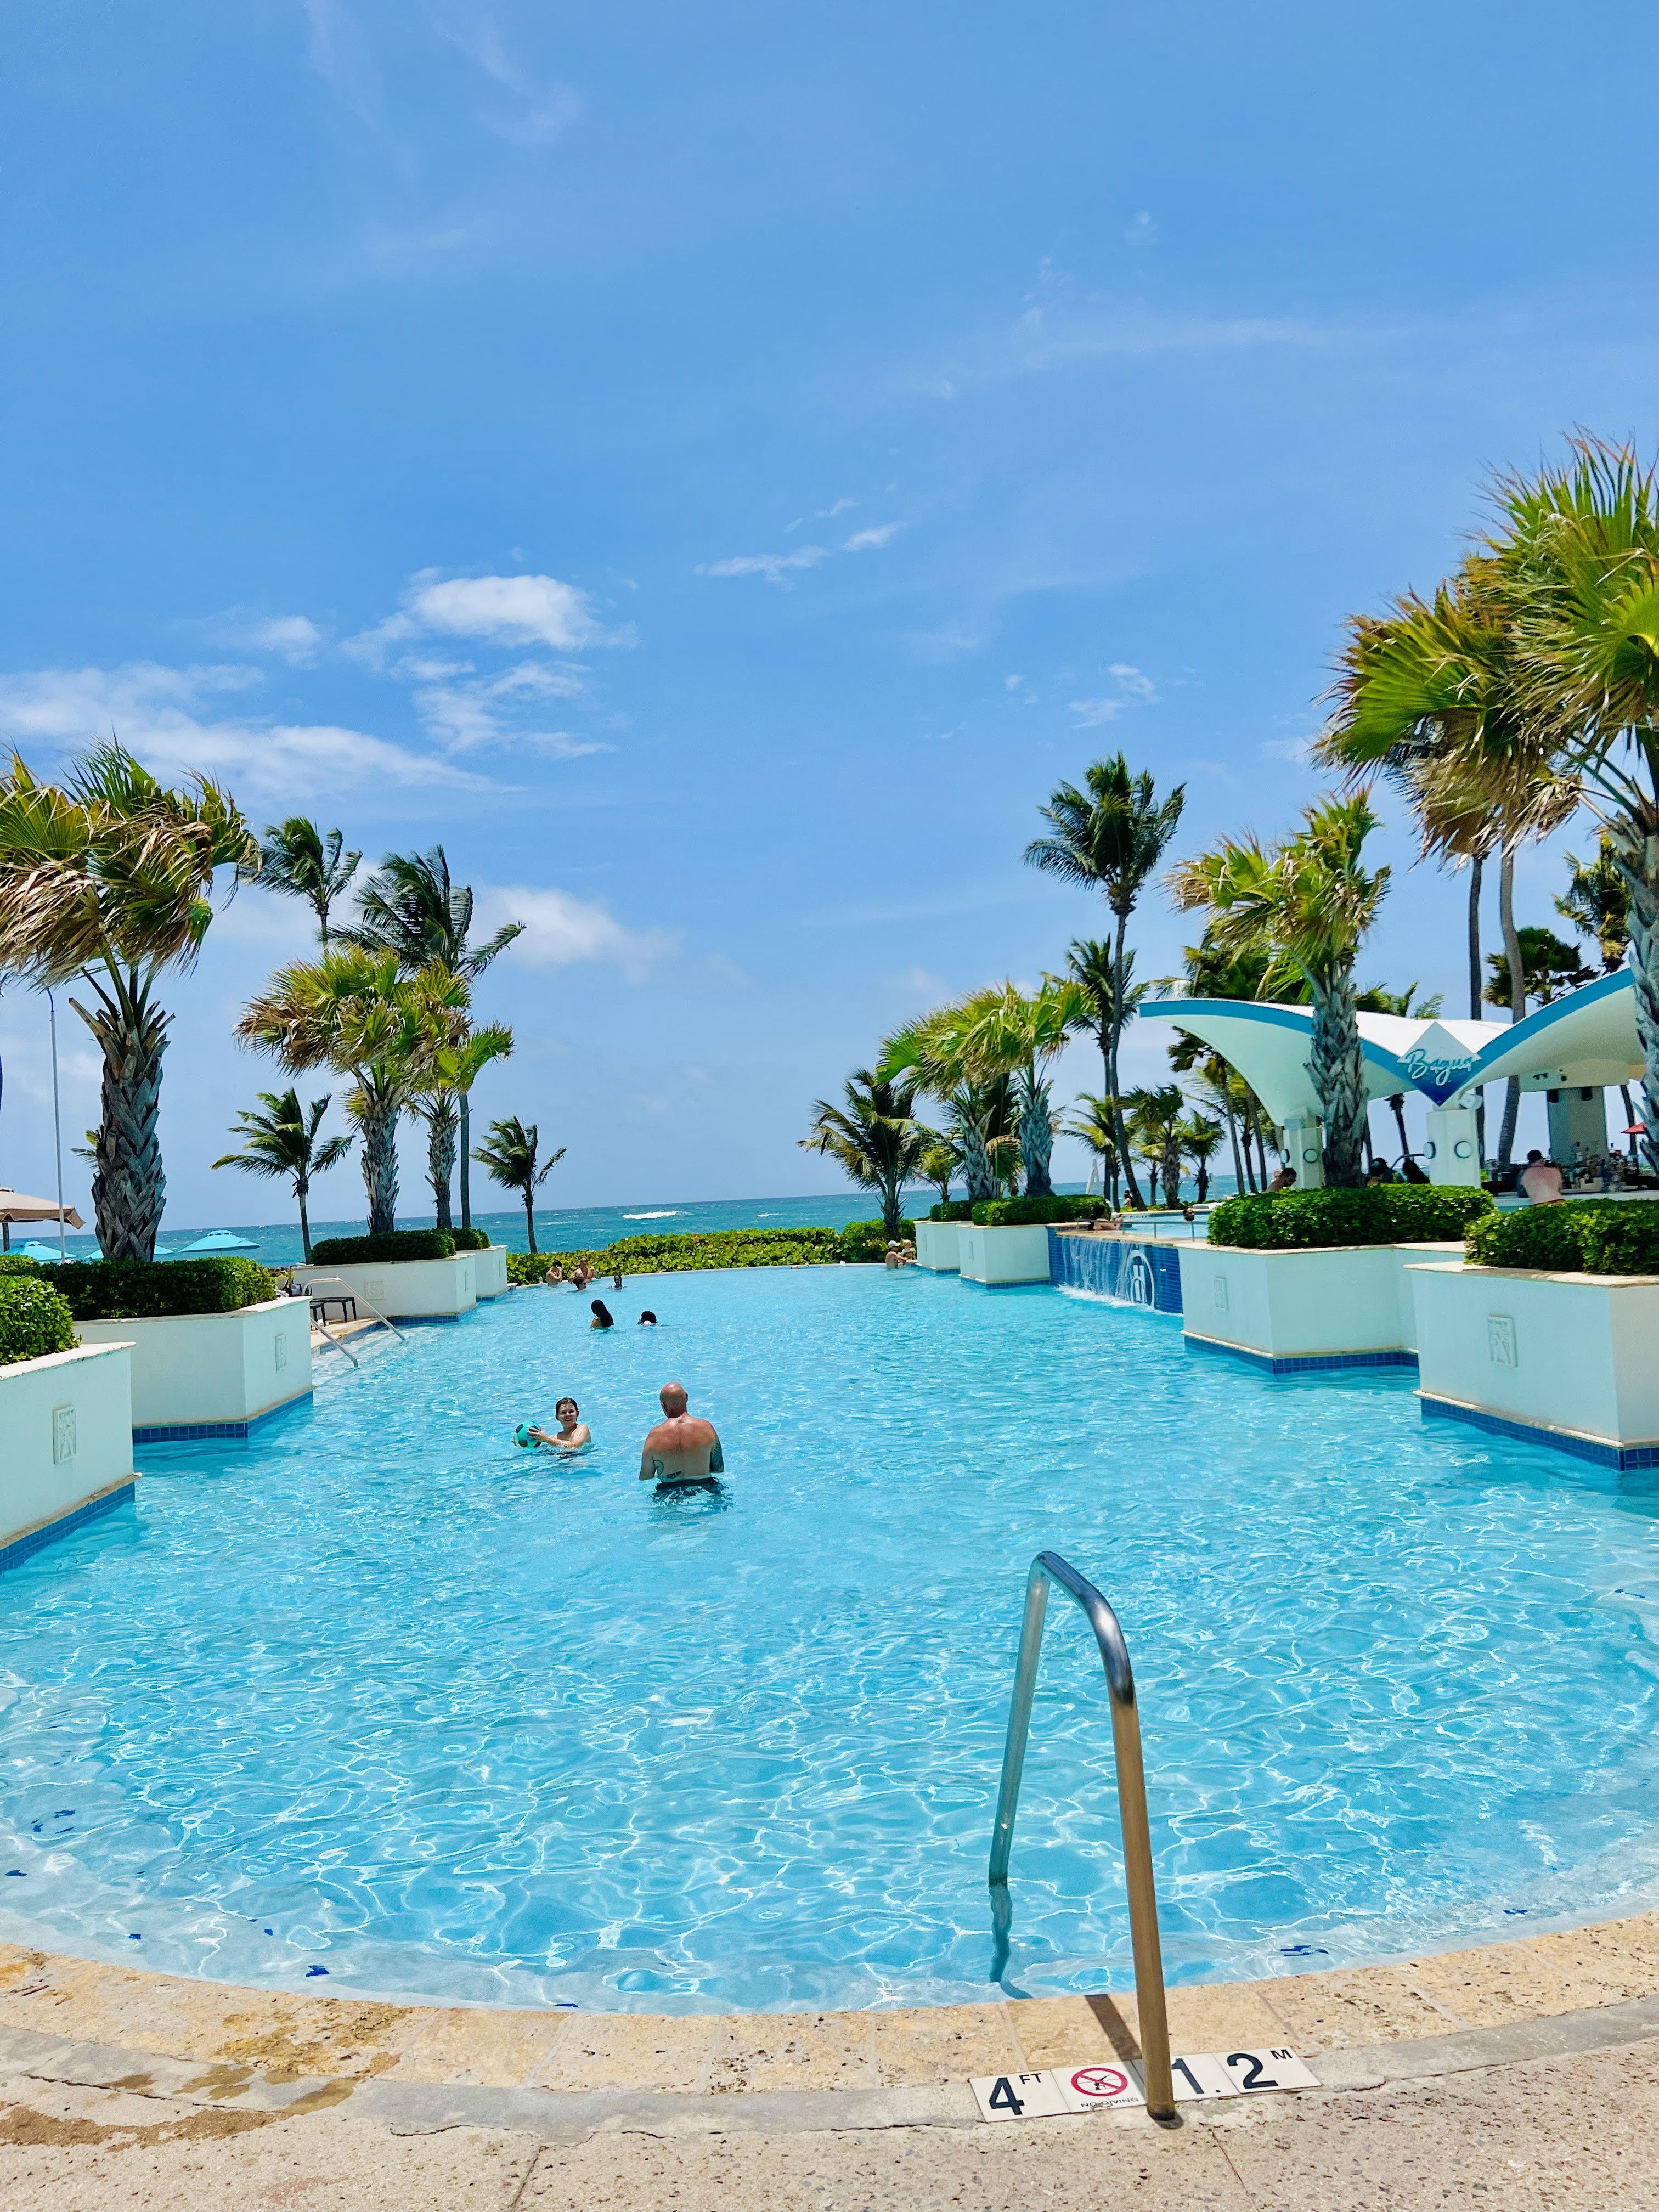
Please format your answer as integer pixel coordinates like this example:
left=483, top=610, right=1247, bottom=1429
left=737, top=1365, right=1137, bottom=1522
left=556, top=1397, right=579, bottom=1419
left=639, top=1310, right=657, bottom=1325
left=659, top=1381, right=689, bottom=1414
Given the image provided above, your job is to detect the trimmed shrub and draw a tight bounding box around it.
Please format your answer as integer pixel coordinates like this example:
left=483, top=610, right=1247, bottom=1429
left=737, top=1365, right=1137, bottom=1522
left=55, top=1256, right=276, bottom=1321
left=448, top=1228, right=492, bottom=1251
left=308, top=1230, right=456, bottom=1265
left=928, top=1199, right=975, bottom=1222
left=1207, top=1186, right=1493, bottom=1250
left=0, top=1276, right=77, bottom=1365
left=970, top=1194, right=1099, bottom=1227
left=506, top=1227, right=843, bottom=1279
left=0, top=1253, right=43, bottom=1277
left=1466, top=1198, right=1659, bottom=1274
left=837, top=1218, right=917, bottom=1263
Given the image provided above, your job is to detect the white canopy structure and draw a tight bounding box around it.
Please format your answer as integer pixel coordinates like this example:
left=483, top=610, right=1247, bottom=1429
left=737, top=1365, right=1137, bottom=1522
left=1142, top=970, right=1645, bottom=1188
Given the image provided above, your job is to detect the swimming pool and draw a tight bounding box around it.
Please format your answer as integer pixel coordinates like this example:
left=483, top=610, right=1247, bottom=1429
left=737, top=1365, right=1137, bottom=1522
left=3, top=1266, right=1658, bottom=2013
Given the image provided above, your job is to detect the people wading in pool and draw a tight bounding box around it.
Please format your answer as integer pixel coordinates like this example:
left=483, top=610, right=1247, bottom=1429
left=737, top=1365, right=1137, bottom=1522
left=638, top=1381, right=723, bottom=1486
left=590, top=1298, right=615, bottom=1330
left=527, top=1398, right=590, bottom=1452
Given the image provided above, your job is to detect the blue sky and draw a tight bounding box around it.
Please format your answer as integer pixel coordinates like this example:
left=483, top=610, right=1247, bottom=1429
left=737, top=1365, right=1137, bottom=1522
left=3, top=2, right=1657, bottom=1224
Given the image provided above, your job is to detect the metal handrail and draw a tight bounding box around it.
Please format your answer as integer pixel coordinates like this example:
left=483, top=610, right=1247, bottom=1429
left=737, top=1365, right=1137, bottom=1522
left=296, top=1273, right=408, bottom=1349
left=988, top=1550, right=1175, bottom=2121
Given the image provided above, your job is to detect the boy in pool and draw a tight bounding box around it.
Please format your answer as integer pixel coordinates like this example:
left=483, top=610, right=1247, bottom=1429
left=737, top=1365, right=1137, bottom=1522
left=526, top=1398, right=590, bottom=1452
left=638, top=1382, right=723, bottom=1485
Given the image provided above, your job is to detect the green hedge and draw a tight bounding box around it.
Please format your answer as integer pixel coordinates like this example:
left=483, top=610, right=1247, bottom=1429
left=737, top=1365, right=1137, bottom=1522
left=309, top=1230, right=456, bottom=1264
left=0, top=1277, right=77, bottom=1365
left=1466, top=1198, right=1659, bottom=1274
left=0, top=1253, right=43, bottom=1277
left=970, top=1194, right=1099, bottom=1227
left=1208, top=1186, right=1493, bottom=1250
left=448, top=1228, right=492, bottom=1252
left=928, top=1199, right=975, bottom=1222
left=506, top=1227, right=851, bottom=1280
left=837, top=1218, right=917, bottom=1263
left=55, top=1256, right=277, bottom=1320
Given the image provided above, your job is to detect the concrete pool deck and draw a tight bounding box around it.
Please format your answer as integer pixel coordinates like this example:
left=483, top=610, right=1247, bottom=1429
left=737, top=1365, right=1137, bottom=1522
left=7, top=1917, right=1659, bottom=2205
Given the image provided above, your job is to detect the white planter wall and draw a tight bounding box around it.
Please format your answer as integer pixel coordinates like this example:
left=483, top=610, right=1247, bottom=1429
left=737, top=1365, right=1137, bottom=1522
left=292, top=1254, right=477, bottom=1319
left=1177, top=1241, right=1465, bottom=1371
left=1410, top=1261, right=1659, bottom=1464
left=957, top=1223, right=1053, bottom=1285
left=913, top=1220, right=961, bottom=1272
left=76, top=1297, right=313, bottom=1438
left=472, top=1245, right=509, bottom=1299
left=1, top=1341, right=135, bottom=1564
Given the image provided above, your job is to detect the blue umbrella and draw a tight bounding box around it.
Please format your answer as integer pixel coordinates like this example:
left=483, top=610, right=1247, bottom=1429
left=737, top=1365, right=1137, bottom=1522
left=180, top=1230, right=260, bottom=1253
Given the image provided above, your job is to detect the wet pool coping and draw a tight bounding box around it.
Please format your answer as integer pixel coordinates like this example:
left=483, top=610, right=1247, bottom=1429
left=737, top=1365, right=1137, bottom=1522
left=8, top=1910, right=1659, bottom=2134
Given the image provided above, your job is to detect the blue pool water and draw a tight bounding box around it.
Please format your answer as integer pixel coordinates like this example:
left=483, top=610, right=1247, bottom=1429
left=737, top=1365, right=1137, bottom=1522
left=3, top=1267, right=1658, bottom=2013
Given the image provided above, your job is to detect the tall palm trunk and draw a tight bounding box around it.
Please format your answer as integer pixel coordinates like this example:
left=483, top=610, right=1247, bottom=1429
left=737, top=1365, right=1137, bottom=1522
left=1496, top=847, right=1526, bottom=1168
left=355, top=1071, right=400, bottom=1236
left=74, top=973, right=168, bottom=1262
left=297, top=1183, right=313, bottom=1265
left=1109, top=911, right=1147, bottom=1209
left=1096, top=1024, right=1121, bottom=1207
left=1468, top=856, right=1487, bottom=1161
left=1222, top=1098, right=1244, bottom=1198
left=1308, top=966, right=1367, bottom=1186
left=522, top=1186, right=538, bottom=1255
left=425, top=1094, right=458, bottom=1231
left=1389, top=1093, right=1411, bottom=1167
left=1605, top=814, right=1659, bottom=1181
left=1018, top=1069, right=1055, bottom=1196
left=459, top=1089, right=472, bottom=1229
left=954, top=1114, right=996, bottom=1202
left=1160, top=1134, right=1181, bottom=1207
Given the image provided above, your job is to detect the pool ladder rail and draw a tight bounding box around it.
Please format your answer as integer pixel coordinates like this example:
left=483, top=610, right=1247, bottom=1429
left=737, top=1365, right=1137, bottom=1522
left=989, top=1549, right=1175, bottom=2123
left=300, top=1273, right=407, bottom=1367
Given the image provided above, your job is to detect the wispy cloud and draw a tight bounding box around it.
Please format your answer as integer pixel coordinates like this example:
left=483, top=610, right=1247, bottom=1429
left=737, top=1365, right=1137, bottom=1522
left=698, top=523, right=901, bottom=589
left=440, top=19, right=582, bottom=146
left=475, top=883, right=678, bottom=980
left=300, top=0, right=381, bottom=125
left=405, top=659, right=608, bottom=758
left=1067, top=698, right=1122, bottom=727
left=1069, top=663, right=1159, bottom=725
left=1123, top=211, right=1159, bottom=249
left=189, top=610, right=325, bottom=665
left=0, top=661, right=492, bottom=800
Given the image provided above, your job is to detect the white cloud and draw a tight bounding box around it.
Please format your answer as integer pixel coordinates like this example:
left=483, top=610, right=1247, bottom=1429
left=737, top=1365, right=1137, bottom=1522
left=1003, top=673, right=1024, bottom=692
left=698, top=523, right=900, bottom=588
left=475, top=884, right=679, bottom=981
left=0, top=661, right=493, bottom=802
left=193, top=610, right=325, bottom=665
left=441, top=19, right=583, bottom=147
left=1124, top=211, right=1159, bottom=248
left=1109, top=662, right=1158, bottom=701
left=819, top=497, right=857, bottom=518
left=1261, top=735, right=1315, bottom=763
left=348, top=571, right=618, bottom=661
left=1068, top=697, right=1123, bottom=727
left=409, top=661, right=607, bottom=758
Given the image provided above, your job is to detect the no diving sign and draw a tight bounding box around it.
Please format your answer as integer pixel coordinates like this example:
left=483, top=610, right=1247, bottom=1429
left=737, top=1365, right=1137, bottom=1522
left=970, top=2047, right=1318, bottom=2123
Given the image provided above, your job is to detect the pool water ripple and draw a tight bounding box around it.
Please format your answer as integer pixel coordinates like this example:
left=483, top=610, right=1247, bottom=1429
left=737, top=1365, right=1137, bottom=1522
left=3, top=1266, right=1659, bottom=2010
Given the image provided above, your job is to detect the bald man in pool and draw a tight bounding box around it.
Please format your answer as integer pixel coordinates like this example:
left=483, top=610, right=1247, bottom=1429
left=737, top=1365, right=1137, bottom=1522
left=639, top=1381, right=725, bottom=1485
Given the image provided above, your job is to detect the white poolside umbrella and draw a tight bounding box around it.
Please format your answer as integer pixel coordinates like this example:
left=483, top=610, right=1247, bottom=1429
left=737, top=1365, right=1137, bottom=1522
left=0, top=1188, right=84, bottom=1254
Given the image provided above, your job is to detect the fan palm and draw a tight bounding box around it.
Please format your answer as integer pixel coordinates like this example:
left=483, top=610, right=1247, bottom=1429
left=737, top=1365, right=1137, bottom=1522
left=472, top=1115, right=565, bottom=1254
left=254, top=818, right=360, bottom=946
left=344, top=846, right=523, bottom=1228
left=414, top=1026, right=515, bottom=1231
left=237, top=950, right=472, bottom=1236
left=1171, top=793, right=1389, bottom=1187
left=1025, top=756, right=1185, bottom=1207
left=0, top=746, right=259, bottom=1260
left=1556, top=836, right=1630, bottom=974
left=918, top=1138, right=959, bottom=1209
left=801, top=1069, right=928, bottom=1239
left=212, top=1088, right=353, bottom=1263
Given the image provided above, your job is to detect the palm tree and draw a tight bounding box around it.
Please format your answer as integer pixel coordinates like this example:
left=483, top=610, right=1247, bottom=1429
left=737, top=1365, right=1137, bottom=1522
left=1067, top=1094, right=1119, bottom=1194
left=238, top=950, right=472, bottom=1236
left=1124, top=1084, right=1186, bottom=1206
left=1025, top=755, right=1186, bottom=1208
left=1172, top=794, right=1390, bottom=1188
left=881, top=980, right=1090, bottom=1199
left=255, top=819, right=361, bottom=946
left=472, top=1115, right=565, bottom=1254
left=414, top=1026, right=515, bottom=1230
left=342, top=847, right=523, bottom=1229
left=1356, top=983, right=1444, bottom=1171
left=1558, top=837, right=1640, bottom=1153
left=212, top=1088, right=354, bottom=1262
left=1484, top=927, right=1595, bottom=1011
left=1177, top=1111, right=1224, bottom=1202
left=918, top=1138, right=959, bottom=1209
left=1064, top=938, right=1147, bottom=1205
left=802, top=1069, right=929, bottom=1239
left=0, top=746, right=258, bottom=1260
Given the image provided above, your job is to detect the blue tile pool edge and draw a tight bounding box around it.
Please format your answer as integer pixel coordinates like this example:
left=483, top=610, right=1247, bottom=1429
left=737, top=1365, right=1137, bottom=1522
left=1419, top=1392, right=1659, bottom=1472
left=1181, top=1329, right=1420, bottom=1377
left=133, top=1390, right=314, bottom=1447
left=0, top=1479, right=137, bottom=1575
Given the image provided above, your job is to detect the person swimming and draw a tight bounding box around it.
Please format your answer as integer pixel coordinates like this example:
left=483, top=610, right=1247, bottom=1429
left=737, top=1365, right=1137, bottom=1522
left=638, top=1309, right=657, bottom=1326
left=522, top=1397, right=590, bottom=1452
left=590, top=1299, right=615, bottom=1330
left=638, top=1381, right=723, bottom=1485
